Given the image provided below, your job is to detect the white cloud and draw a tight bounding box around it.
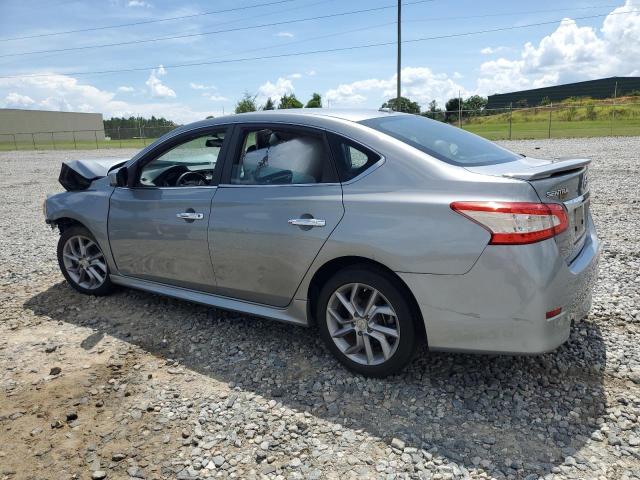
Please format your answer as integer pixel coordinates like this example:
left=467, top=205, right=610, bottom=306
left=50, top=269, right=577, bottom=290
left=307, top=70, right=317, bottom=76
left=127, top=0, right=150, bottom=7
left=276, top=32, right=294, bottom=38
left=256, top=77, right=294, bottom=105
left=325, top=67, right=466, bottom=108
left=288, top=73, right=302, bottom=79
left=145, top=65, right=176, bottom=98
left=4, top=92, right=36, bottom=108
left=117, top=86, right=134, bottom=93
left=480, top=46, right=507, bottom=55
left=189, top=82, right=218, bottom=90
left=205, top=94, right=229, bottom=102
left=0, top=73, right=215, bottom=123
left=476, top=1, right=640, bottom=94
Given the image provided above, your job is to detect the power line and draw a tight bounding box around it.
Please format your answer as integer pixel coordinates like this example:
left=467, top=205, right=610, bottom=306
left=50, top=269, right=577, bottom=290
left=1, top=10, right=636, bottom=80
left=0, top=0, right=339, bottom=67
left=0, top=0, right=298, bottom=42
left=0, top=0, right=436, bottom=59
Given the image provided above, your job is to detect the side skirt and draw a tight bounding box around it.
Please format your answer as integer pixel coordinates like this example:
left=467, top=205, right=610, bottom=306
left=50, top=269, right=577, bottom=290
left=110, top=274, right=309, bottom=326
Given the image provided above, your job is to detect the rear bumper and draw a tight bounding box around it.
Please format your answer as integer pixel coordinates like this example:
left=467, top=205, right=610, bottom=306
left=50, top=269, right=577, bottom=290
left=399, top=215, right=600, bottom=354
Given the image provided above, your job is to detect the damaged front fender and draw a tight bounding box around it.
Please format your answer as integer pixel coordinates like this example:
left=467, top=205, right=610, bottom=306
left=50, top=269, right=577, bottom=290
left=59, top=157, right=129, bottom=191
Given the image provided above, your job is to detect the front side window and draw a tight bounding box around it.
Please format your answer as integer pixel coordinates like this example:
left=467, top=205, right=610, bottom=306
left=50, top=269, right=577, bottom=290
left=139, top=131, right=225, bottom=187
left=360, top=115, right=520, bottom=167
left=231, top=128, right=331, bottom=185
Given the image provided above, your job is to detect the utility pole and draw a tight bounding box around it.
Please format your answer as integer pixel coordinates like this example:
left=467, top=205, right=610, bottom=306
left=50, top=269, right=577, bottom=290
left=396, top=0, right=401, bottom=110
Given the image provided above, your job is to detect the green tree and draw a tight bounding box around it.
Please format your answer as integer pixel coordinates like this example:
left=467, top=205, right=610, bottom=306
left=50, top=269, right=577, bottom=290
left=235, top=92, right=258, bottom=113
left=444, top=97, right=461, bottom=123
left=205, top=115, right=214, bottom=119
left=539, top=96, right=552, bottom=106
left=305, top=93, right=322, bottom=108
left=423, top=100, right=443, bottom=120
left=278, top=93, right=303, bottom=109
left=463, top=95, right=488, bottom=117
left=262, top=98, right=275, bottom=110
left=381, top=96, right=420, bottom=114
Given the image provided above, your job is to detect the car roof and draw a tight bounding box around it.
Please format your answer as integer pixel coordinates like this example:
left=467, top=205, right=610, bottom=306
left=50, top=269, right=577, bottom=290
left=177, top=108, right=404, bottom=132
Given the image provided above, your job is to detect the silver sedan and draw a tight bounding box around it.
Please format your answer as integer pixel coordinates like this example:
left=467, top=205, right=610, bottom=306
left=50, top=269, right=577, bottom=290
left=44, top=109, right=600, bottom=377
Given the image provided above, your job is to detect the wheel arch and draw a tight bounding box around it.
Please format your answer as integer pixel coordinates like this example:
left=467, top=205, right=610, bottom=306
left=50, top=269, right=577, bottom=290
left=51, top=216, right=86, bottom=234
left=306, top=255, right=427, bottom=342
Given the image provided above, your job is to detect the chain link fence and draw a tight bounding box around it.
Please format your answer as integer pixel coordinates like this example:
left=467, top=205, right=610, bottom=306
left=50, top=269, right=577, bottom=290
left=1, top=103, right=640, bottom=151
left=0, top=125, right=177, bottom=151
left=423, top=102, right=640, bottom=140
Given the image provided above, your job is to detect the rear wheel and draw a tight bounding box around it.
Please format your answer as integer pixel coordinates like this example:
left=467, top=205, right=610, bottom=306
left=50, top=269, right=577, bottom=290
left=57, top=225, right=114, bottom=296
left=317, top=266, right=419, bottom=377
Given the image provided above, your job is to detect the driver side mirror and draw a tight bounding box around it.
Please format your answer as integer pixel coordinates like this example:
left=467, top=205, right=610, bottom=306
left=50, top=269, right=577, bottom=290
left=109, top=166, right=128, bottom=187
left=205, top=137, right=224, bottom=148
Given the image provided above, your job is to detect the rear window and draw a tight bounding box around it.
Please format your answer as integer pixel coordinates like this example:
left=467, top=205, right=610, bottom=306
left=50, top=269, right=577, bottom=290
left=359, top=115, right=520, bottom=166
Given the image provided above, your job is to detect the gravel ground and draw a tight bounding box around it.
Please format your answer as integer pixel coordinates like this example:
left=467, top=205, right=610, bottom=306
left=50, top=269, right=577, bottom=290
left=0, top=138, right=639, bottom=480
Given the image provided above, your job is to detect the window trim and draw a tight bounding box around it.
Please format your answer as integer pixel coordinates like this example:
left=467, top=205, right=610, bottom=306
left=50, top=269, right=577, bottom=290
left=219, top=123, right=339, bottom=187
left=127, top=125, right=233, bottom=189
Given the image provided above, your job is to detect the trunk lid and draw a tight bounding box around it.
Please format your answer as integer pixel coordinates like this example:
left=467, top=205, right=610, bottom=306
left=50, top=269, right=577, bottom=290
left=466, top=156, right=591, bottom=263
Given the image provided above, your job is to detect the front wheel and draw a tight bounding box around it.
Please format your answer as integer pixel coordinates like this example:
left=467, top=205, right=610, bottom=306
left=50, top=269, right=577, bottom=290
left=316, top=266, right=419, bottom=377
left=57, top=225, right=114, bottom=296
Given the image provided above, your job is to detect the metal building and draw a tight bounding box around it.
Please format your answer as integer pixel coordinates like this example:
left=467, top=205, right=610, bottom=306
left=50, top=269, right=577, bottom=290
left=0, top=108, right=104, bottom=145
left=486, top=76, right=640, bottom=109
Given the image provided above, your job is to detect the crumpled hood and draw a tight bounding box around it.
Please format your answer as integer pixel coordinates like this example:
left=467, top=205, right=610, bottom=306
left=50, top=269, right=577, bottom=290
left=59, top=157, right=129, bottom=191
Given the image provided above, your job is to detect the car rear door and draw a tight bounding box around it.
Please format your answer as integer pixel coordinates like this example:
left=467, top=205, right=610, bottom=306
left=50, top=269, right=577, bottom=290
left=209, top=124, right=344, bottom=307
left=108, top=126, right=230, bottom=292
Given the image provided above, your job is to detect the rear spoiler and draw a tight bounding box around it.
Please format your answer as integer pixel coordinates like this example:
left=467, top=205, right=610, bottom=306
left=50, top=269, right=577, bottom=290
left=501, top=158, right=591, bottom=181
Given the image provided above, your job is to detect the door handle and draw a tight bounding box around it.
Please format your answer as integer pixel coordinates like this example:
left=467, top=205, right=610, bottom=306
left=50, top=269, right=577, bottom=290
left=288, top=218, right=326, bottom=227
left=176, top=212, right=204, bottom=220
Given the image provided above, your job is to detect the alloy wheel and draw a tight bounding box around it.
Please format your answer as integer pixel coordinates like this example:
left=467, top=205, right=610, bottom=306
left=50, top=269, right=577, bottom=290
left=326, top=282, right=400, bottom=366
left=62, top=235, right=108, bottom=290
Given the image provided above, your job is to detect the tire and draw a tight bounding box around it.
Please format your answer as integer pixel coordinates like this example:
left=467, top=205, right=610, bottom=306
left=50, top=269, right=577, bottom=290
left=316, top=265, right=419, bottom=378
left=57, top=225, right=114, bottom=296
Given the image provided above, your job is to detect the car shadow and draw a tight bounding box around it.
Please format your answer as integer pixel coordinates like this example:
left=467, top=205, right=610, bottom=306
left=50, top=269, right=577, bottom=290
left=24, top=282, right=607, bottom=478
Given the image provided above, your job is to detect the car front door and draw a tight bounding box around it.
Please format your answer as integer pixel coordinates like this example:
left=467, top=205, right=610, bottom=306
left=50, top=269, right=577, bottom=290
left=108, top=127, right=229, bottom=292
left=209, top=124, right=344, bottom=307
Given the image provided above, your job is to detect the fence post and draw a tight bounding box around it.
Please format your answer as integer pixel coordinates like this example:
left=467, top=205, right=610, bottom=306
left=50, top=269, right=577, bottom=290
left=72, top=131, right=77, bottom=150
left=142, top=126, right=147, bottom=147
left=508, top=103, right=513, bottom=140
left=118, top=127, right=122, bottom=148
left=31, top=133, right=36, bottom=150
left=548, top=108, right=552, bottom=139
left=95, top=130, right=99, bottom=150
left=51, top=132, right=56, bottom=150
left=12, top=134, right=17, bottom=151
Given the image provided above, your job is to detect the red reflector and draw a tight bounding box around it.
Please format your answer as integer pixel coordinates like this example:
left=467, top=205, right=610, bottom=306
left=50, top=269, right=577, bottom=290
left=546, top=307, right=562, bottom=319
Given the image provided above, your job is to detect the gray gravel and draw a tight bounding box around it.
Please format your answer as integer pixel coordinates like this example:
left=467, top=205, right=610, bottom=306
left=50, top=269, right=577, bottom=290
left=0, top=138, right=639, bottom=479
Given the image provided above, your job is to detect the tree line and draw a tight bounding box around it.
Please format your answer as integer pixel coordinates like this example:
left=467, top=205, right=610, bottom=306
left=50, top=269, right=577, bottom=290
left=103, top=116, right=178, bottom=139
left=382, top=95, right=488, bottom=123
left=234, top=92, right=322, bottom=113
left=101, top=94, right=491, bottom=133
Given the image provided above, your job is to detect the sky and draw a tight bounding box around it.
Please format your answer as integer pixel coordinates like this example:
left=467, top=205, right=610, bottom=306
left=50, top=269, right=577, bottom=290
left=0, top=0, right=639, bottom=123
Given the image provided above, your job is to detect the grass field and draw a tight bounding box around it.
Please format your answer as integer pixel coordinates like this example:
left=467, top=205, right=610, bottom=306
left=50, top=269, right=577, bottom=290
left=0, top=137, right=156, bottom=152
left=461, top=98, right=640, bottom=140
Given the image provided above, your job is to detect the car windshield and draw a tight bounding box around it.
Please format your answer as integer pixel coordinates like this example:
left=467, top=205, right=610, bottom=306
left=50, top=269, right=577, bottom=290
left=359, top=115, right=521, bottom=166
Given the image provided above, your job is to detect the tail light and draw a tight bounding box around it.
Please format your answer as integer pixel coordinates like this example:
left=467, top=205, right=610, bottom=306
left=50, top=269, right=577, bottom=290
left=450, top=201, right=568, bottom=245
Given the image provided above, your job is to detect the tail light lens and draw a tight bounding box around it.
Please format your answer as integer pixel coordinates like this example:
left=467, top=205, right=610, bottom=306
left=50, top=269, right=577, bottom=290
left=450, top=201, right=568, bottom=245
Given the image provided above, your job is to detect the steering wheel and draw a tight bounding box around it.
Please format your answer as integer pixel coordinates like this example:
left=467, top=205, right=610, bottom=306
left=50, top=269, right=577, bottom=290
left=176, top=171, right=208, bottom=186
